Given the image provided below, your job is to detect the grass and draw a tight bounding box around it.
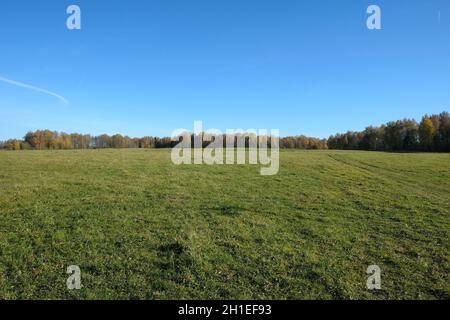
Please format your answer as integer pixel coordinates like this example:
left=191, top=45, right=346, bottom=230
left=0, top=149, right=449, bottom=299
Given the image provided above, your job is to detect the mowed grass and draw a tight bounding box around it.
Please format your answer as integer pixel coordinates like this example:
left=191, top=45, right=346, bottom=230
left=0, top=149, right=449, bottom=300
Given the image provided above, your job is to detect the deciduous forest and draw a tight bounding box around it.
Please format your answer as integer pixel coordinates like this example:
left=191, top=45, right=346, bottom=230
left=1, top=112, right=449, bottom=152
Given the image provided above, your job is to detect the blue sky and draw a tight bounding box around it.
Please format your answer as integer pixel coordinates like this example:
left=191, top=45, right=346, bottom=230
left=0, top=0, right=449, bottom=140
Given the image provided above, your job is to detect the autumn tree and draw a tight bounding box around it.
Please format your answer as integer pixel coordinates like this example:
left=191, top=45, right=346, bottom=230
left=419, top=116, right=436, bottom=150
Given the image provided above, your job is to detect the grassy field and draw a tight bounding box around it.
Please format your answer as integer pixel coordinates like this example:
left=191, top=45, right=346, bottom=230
left=0, top=149, right=449, bottom=299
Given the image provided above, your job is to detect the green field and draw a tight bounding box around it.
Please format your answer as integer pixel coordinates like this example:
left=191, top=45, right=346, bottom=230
left=0, top=149, right=449, bottom=299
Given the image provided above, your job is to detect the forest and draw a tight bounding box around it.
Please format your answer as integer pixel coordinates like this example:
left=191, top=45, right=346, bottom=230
left=1, top=111, right=449, bottom=152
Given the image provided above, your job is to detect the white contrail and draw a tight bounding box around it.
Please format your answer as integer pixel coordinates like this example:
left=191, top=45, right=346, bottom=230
left=0, top=76, right=69, bottom=104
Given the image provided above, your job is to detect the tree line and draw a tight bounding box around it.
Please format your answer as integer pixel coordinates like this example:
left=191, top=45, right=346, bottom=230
left=0, top=131, right=327, bottom=151
left=328, top=111, right=450, bottom=152
left=1, top=111, right=449, bottom=152
left=0, top=131, right=172, bottom=151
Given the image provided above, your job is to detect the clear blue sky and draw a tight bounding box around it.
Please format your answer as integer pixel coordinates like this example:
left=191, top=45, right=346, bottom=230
left=0, top=0, right=449, bottom=140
